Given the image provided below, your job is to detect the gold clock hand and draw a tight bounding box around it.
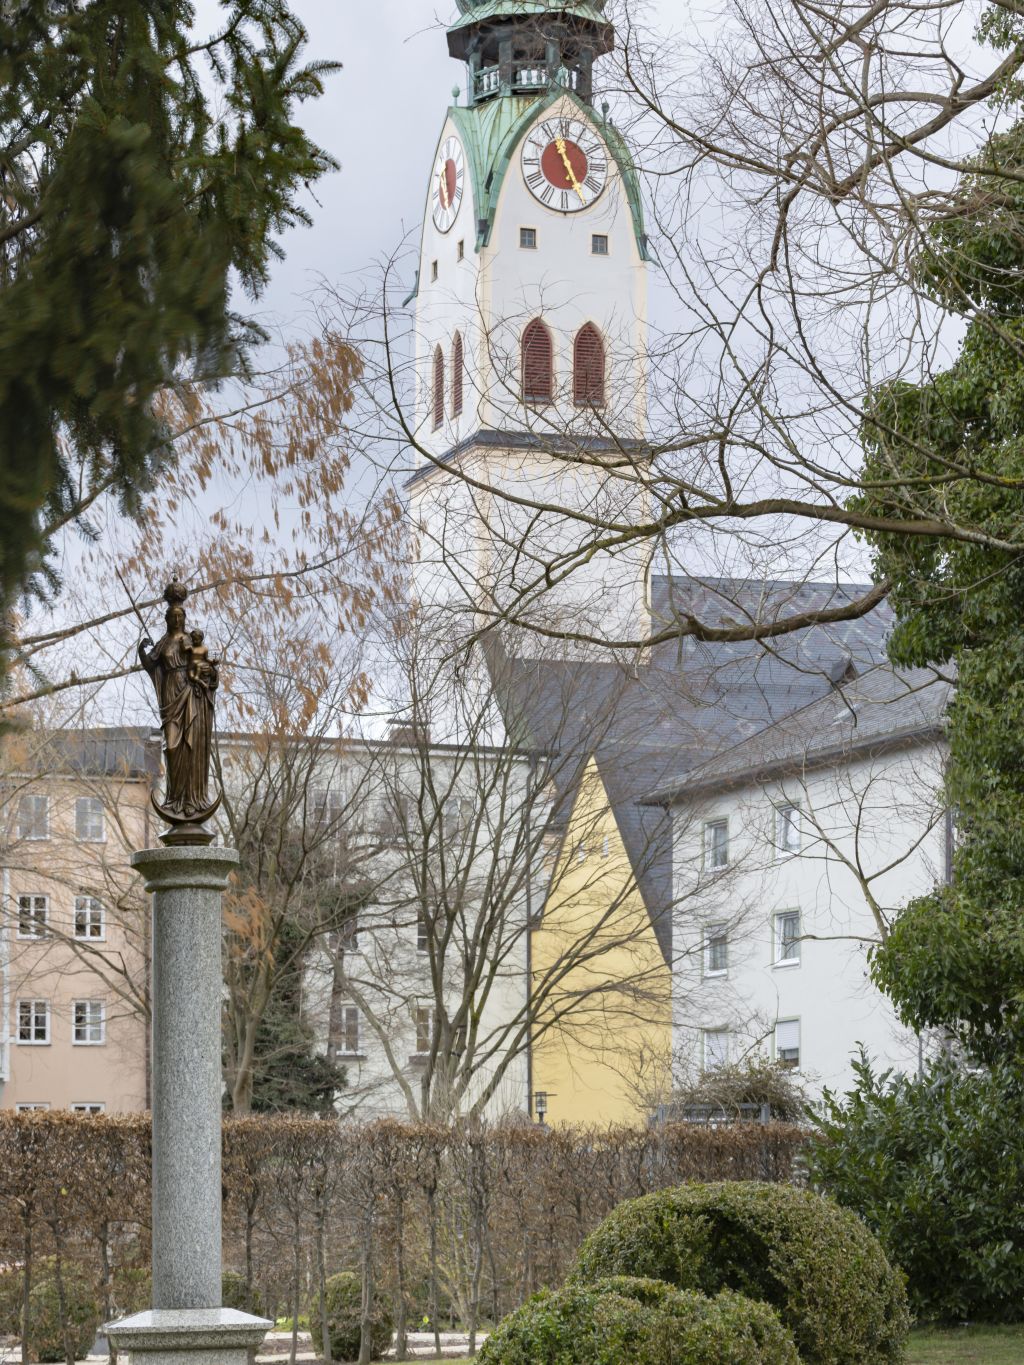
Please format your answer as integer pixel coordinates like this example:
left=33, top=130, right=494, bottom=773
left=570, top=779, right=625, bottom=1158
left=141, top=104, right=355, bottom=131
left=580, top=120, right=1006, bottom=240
left=439, top=162, right=450, bottom=211
left=555, top=138, right=586, bottom=201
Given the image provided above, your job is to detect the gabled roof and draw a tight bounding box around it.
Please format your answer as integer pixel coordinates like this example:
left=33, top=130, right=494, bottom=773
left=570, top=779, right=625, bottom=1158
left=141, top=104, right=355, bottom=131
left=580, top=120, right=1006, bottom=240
left=488, top=575, right=947, bottom=966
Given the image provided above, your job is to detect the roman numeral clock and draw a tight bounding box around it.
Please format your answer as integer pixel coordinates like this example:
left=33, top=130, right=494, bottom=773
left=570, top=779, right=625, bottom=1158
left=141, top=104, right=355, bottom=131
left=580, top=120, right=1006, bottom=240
left=433, top=135, right=466, bottom=232
left=521, top=117, right=609, bottom=212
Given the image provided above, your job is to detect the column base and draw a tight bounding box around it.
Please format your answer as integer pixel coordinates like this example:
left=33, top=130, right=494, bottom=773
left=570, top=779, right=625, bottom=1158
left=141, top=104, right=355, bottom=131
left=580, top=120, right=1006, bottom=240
left=105, top=1308, right=271, bottom=1365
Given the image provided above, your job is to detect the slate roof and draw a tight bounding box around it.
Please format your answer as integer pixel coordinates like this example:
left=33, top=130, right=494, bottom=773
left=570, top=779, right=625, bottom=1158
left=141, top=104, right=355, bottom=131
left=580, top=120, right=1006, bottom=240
left=489, top=575, right=949, bottom=966
left=27, top=726, right=158, bottom=780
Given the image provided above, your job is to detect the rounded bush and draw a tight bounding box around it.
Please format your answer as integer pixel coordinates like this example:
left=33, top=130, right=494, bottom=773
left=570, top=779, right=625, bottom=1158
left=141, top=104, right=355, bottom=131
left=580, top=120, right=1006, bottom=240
left=221, top=1271, right=265, bottom=1318
left=309, top=1271, right=392, bottom=1363
left=25, top=1262, right=99, bottom=1364
left=478, top=1278, right=800, bottom=1365
left=571, top=1181, right=910, bottom=1365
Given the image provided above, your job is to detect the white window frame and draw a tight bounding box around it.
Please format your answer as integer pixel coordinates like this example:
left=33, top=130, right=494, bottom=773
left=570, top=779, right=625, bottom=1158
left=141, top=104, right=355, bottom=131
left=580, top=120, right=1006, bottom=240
left=773, top=909, right=802, bottom=967
left=774, top=1017, right=801, bottom=1072
left=702, top=1027, right=729, bottom=1070
left=774, top=802, right=801, bottom=858
left=416, top=911, right=429, bottom=953
left=74, top=895, right=106, bottom=941
left=72, top=999, right=105, bottom=1046
left=75, top=796, right=106, bottom=843
left=16, top=894, right=48, bottom=940
left=17, top=793, right=49, bottom=841
left=16, top=999, right=50, bottom=1045
left=71, top=1102, right=105, bottom=1115
left=703, top=818, right=729, bottom=871
left=338, top=1005, right=360, bottom=1058
left=703, top=922, right=728, bottom=978
left=16, top=1102, right=50, bottom=1112
left=415, top=1005, right=435, bottom=1055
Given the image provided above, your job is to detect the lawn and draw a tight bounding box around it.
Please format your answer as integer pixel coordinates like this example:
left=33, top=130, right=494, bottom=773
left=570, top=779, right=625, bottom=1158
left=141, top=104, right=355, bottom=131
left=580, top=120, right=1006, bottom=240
left=908, top=1325, right=1024, bottom=1363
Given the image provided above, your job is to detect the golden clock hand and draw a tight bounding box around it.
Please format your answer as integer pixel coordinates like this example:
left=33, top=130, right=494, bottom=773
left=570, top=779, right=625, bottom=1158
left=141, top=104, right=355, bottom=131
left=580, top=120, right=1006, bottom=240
left=555, top=137, right=586, bottom=201
left=438, top=162, right=450, bottom=210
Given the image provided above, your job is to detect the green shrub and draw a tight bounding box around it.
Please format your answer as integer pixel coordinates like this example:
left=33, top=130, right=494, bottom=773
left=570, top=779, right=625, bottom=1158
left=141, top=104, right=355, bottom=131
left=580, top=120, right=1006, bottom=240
left=810, top=1051, right=1024, bottom=1323
left=478, top=1278, right=800, bottom=1365
left=25, top=1260, right=99, bottom=1364
left=221, top=1270, right=266, bottom=1318
left=571, top=1181, right=910, bottom=1365
left=309, top=1271, right=392, bottom=1362
left=0, top=1264, right=21, bottom=1336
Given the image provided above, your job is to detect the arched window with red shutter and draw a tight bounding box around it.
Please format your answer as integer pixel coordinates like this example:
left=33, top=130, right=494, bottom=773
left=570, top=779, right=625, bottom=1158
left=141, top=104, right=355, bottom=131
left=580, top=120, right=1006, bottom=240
left=432, top=345, right=445, bottom=430
left=452, top=332, right=464, bottom=418
left=522, top=319, right=554, bottom=404
left=573, top=324, right=605, bottom=407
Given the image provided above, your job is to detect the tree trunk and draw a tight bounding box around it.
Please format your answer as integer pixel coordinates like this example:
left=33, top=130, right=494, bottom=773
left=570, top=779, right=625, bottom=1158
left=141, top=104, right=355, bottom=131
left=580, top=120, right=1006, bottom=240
left=358, top=1212, right=374, bottom=1365
left=51, top=1236, right=72, bottom=1365
left=289, top=1206, right=302, bottom=1365
left=315, top=1197, right=332, bottom=1365
left=20, top=1209, right=32, bottom=1365
left=100, top=1221, right=117, bottom=1365
left=393, top=1196, right=407, bottom=1360
left=427, top=1186, right=441, bottom=1358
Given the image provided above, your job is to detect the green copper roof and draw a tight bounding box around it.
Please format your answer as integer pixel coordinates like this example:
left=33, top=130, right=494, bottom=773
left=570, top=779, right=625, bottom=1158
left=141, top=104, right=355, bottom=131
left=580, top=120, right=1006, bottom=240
left=449, top=0, right=610, bottom=31
left=448, top=86, right=648, bottom=259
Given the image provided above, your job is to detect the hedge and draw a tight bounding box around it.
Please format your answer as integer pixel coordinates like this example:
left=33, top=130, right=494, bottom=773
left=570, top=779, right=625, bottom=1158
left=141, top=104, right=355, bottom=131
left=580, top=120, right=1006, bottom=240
left=572, top=1181, right=910, bottom=1365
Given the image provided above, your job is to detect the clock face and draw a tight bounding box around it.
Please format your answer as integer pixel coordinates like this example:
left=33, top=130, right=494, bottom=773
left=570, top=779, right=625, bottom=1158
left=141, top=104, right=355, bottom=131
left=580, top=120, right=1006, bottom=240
left=521, top=117, right=609, bottom=213
left=432, top=135, right=465, bottom=233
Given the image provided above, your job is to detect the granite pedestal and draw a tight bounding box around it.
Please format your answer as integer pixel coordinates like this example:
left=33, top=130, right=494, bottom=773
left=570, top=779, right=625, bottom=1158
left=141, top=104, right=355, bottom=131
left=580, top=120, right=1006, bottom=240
left=105, top=846, right=270, bottom=1365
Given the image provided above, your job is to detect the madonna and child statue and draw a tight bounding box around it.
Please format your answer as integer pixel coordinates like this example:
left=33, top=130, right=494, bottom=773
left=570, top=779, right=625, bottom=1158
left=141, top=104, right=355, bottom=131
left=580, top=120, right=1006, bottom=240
left=139, top=581, right=221, bottom=846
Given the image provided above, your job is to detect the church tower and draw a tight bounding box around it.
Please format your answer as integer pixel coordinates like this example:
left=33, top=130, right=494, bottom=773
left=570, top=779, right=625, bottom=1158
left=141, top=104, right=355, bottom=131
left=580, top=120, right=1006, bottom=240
left=407, top=0, right=651, bottom=656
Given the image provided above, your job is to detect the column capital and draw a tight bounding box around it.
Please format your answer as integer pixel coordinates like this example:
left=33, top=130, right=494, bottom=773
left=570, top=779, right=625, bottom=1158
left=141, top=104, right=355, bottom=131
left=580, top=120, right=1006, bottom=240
left=131, top=845, right=240, bottom=894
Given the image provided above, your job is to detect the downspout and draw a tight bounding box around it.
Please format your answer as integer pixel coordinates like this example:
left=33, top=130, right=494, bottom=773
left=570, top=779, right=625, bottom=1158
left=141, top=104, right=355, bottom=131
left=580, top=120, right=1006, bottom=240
left=1, top=864, right=9, bottom=1090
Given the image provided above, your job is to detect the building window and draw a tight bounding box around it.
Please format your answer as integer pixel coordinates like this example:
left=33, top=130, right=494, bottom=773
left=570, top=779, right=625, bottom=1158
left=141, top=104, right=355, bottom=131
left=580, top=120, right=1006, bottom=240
left=573, top=323, right=605, bottom=407
left=16, top=1102, right=50, bottom=1112
left=417, top=910, right=429, bottom=952
left=601, top=835, right=610, bottom=858
left=74, top=896, right=105, bottom=940
left=457, top=239, right=465, bottom=261
left=702, top=1027, right=729, bottom=1071
left=704, top=923, right=728, bottom=976
left=17, top=793, right=48, bottom=841
left=415, top=1006, right=435, bottom=1054
left=16, top=894, right=48, bottom=939
left=71, top=1102, right=105, bottom=1115
left=72, top=1000, right=105, bottom=1045
left=432, top=345, right=445, bottom=430
left=520, top=227, right=537, bottom=249
left=703, top=819, right=729, bottom=870
left=775, top=1019, right=800, bottom=1070
left=452, top=331, right=464, bottom=417
left=339, top=1006, right=360, bottom=1057
left=592, top=233, right=609, bottom=255
left=339, top=913, right=358, bottom=953
left=775, top=802, right=800, bottom=856
left=430, top=259, right=438, bottom=282
left=522, top=319, right=553, bottom=403
left=17, top=1000, right=50, bottom=1044
left=774, top=910, right=801, bottom=965
left=75, top=796, right=105, bottom=842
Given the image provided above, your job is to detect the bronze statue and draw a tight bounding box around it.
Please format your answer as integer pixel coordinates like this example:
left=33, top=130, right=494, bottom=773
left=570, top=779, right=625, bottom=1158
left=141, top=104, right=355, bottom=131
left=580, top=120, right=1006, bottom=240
left=139, top=582, right=221, bottom=845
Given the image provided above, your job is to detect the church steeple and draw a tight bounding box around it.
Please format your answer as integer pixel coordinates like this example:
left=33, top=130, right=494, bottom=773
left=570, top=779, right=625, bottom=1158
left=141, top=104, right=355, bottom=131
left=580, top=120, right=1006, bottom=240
left=447, top=0, right=614, bottom=107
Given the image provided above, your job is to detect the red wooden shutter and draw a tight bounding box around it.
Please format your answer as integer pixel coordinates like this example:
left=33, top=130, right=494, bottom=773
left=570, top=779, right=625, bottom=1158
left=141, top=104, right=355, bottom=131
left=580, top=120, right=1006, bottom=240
left=574, top=324, right=605, bottom=406
left=522, top=320, right=553, bottom=403
left=452, top=332, right=464, bottom=417
left=432, top=346, right=444, bottom=429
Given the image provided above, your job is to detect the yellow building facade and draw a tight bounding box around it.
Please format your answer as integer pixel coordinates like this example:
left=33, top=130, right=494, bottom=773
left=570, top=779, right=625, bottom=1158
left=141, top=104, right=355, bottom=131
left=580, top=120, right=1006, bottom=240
left=530, top=759, right=672, bottom=1127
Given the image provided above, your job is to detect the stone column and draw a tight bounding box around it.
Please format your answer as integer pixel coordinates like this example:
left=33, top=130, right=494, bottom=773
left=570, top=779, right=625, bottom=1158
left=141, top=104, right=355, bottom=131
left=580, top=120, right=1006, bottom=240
left=106, top=845, right=271, bottom=1365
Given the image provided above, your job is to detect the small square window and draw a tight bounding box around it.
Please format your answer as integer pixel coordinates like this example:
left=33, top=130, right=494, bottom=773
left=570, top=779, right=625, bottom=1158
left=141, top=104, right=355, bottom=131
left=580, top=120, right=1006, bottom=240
left=775, top=1019, right=800, bottom=1071
left=431, top=260, right=439, bottom=282
left=702, top=1028, right=729, bottom=1071
left=71, top=1102, right=105, bottom=1116
left=75, top=797, right=105, bottom=842
left=74, top=896, right=105, bottom=941
left=592, top=234, right=609, bottom=255
left=457, top=240, right=465, bottom=261
left=17, top=894, right=48, bottom=939
left=520, top=227, right=537, bottom=250
left=17, top=794, right=48, bottom=841
left=704, top=923, right=728, bottom=976
left=72, top=1000, right=105, bottom=1045
left=339, top=1005, right=360, bottom=1057
left=774, top=910, right=801, bottom=965
left=17, top=1000, right=50, bottom=1044
left=339, top=914, right=358, bottom=953
left=775, top=803, right=800, bottom=856
left=703, top=819, right=729, bottom=870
